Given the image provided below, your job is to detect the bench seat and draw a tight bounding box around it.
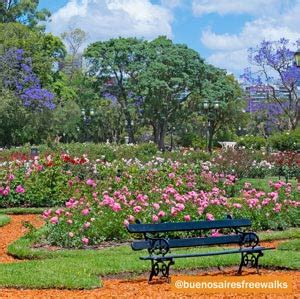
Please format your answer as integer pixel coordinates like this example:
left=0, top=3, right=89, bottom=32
left=140, top=246, right=274, bottom=260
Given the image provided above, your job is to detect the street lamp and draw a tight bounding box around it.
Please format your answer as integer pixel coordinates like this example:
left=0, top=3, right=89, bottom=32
left=294, top=49, right=300, bottom=67
left=124, top=119, right=134, bottom=144
left=202, top=100, right=221, bottom=153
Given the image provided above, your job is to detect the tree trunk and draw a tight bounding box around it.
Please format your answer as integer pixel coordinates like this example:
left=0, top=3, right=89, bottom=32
left=124, top=111, right=135, bottom=144
left=158, top=122, right=166, bottom=151
left=152, top=122, right=160, bottom=145
left=207, top=124, right=215, bottom=154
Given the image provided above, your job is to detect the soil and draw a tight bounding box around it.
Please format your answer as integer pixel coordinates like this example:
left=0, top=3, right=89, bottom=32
left=0, top=215, right=299, bottom=299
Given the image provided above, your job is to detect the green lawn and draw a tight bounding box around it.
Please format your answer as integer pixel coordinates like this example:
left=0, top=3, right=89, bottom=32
left=0, top=207, right=52, bottom=215
left=237, top=176, right=298, bottom=192
left=0, top=214, right=10, bottom=227
left=0, top=226, right=298, bottom=289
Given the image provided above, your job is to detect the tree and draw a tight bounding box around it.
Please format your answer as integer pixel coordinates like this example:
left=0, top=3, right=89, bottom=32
left=241, top=38, right=300, bottom=130
left=136, top=36, right=206, bottom=149
left=61, top=27, right=88, bottom=78
left=0, top=47, right=56, bottom=146
left=0, top=48, right=56, bottom=110
left=0, top=90, right=28, bottom=146
left=84, top=37, right=146, bottom=143
left=0, top=0, right=51, bottom=30
left=0, top=23, right=66, bottom=86
left=197, top=66, right=244, bottom=152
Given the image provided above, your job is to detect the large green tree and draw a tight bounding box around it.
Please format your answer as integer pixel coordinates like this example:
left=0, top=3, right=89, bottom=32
left=136, top=36, right=206, bottom=149
left=84, top=37, right=146, bottom=143
left=0, top=0, right=50, bottom=30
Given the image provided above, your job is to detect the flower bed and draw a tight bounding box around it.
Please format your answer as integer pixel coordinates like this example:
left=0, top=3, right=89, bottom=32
left=0, top=148, right=299, bottom=249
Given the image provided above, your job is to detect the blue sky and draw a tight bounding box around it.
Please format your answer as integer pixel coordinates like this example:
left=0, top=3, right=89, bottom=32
left=39, top=0, right=300, bottom=76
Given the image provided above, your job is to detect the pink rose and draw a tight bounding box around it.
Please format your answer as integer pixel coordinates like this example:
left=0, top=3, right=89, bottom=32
left=8, top=174, right=15, bottom=181
left=86, top=179, right=96, bottom=188
left=84, top=222, right=91, bottom=228
left=133, top=206, right=142, bottom=213
left=152, top=215, right=159, bottom=222
left=168, top=173, right=175, bottom=179
left=82, top=237, right=89, bottom=245
left=128, top=215, right=135, bottom=223
left=4, top=186, right=10, bottom=195
left=184, top=215, right=191, bottom=221
left=206, top=213, right=214, bottom=221
left=68, top=232, right=74, bottom=238
left=158, top=210, right=165, bottom=218
left=15, top=185, right=25, bottom=194
left=81, top=208, right=90, bottom=216
left=112, top=203, right=121, bottom=212
left=50, top=216, right=58, bottom=224
left=152, top=203, right=160, bottom=210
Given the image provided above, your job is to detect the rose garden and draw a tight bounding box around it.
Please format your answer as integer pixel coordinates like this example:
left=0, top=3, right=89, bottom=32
left=1, top=1, right=300, bottom=297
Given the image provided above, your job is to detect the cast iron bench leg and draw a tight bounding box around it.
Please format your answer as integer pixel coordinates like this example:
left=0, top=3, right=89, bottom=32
left=148, top=259, right=174, bottom=283
left=237, top=251, right=264, bottom=275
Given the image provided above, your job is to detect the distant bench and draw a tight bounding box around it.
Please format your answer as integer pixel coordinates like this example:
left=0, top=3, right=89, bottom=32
left=127, top=216, right=274, bottom=282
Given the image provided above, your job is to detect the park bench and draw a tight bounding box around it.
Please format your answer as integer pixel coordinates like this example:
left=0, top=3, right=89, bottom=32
left=127, top=216, right=275, bottom=282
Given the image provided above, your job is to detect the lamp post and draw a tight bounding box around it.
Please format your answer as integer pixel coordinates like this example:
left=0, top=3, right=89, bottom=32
left=294, top=49, right=300, bottom=67
left=124, top=119, right=134, bottom=144
left=202, top=100, right=220, bottom=153
left=81, top=108, right=95, bottom=142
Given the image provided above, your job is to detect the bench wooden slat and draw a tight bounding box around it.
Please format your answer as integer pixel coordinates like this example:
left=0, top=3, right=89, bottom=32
left=132, top=234, right=243, bottom=250
left=127, top=219, right=251, bottom=233
left=139, top=246, right=275, bottom=260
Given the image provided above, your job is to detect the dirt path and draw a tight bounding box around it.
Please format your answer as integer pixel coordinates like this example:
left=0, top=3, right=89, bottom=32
left=0, top=215, right=299, bottom=299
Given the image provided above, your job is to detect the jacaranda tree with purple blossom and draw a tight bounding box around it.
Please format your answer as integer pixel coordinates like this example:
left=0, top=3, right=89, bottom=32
left=0, top=48, right=55, bottom=111
left=241, top=38, right=300, bottom=130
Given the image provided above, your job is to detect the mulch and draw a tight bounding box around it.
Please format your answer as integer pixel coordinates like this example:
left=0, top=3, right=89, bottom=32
left=0, top=215, right=299, bottom=298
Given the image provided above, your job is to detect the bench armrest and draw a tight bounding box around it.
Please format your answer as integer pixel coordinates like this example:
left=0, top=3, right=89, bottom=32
left=240, top=232, right=259, bottom=248
left=146, top=236, right=170, bottom=256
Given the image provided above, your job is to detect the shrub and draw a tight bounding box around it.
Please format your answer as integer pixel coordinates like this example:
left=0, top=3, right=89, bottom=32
left=268, top=128, right=300, bottom=151
left=237, top=135, right=267, bottom=150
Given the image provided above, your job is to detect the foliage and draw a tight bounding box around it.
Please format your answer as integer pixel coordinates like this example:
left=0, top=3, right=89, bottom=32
left=268, top=128, right=300, bottom=151
left=197, top=68, right=244, bottom=152
left=237, top=135, right=267, bottom=150
left=269, top=151, right=300, bottom=180
left=136, top=36, right=206, bottom=149
left=0, top=23, right=66, bottom=85
left=241, top=38, right=300, bottom=130
left=0, top=0, right=51, bottom=30
left=211, top=148, right=272, bottom=178
left=0, top=48, right=55, bottom=110
left=84, top=37, right=145, bottom=144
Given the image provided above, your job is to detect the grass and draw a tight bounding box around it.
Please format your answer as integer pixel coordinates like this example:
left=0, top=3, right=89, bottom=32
left=259, top=228, right=300, bottom=241
left=0, top=214, right=10, bottom=227
left=237, top=176, right=298, bottom=192
left=278, top=239, right=300, bottom=251
left=0, top=227, right=298, bottom=289
left=0, top=207, right=54, bottom=215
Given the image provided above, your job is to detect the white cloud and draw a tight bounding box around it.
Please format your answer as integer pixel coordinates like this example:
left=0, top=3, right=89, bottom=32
left=200, top=1, right=300, bottom=74
left=48, top=0, right=173, bottom=45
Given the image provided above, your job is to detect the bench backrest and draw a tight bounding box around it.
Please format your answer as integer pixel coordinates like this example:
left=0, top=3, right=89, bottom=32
left=128, top=219, right=252, bottom=251
left=127, top=219, right=251, bottom=233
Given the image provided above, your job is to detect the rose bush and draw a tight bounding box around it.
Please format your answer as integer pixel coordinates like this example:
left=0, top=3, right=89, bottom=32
left=41, top=158, right=299, bottom=248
